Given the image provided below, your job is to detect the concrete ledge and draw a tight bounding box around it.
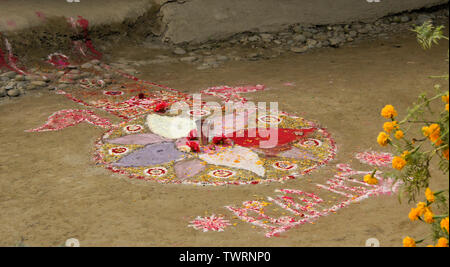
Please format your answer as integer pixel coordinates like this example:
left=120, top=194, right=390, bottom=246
left=0, top=0, right=154, bottom=32
left=160, top=0, right=449, bottom=44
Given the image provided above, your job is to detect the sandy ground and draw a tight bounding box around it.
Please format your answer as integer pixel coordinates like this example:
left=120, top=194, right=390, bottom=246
left=0, top=30, right=448, bottom=247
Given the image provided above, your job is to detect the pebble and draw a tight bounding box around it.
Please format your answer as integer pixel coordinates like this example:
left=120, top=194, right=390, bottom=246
left=173, top=47, right=187, bottom=55
left=30, top=81, right=47, bottom=87
left=306, top=39, right=318, bottom=48
left=180, top=56, right=198, bottom=63
left=81, top=63, right=93, bottom=69
left=7, top=88, right=20, bottom=97
left=290, top=46, right=308, bottom=53
left=1, top=71, right=16, bottom=78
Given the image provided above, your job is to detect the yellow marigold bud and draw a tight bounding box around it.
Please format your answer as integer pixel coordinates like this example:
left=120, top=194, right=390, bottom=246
left=383, top=121, right=398, bottom=133
left=381, top=105, right=398, bottom=119
left=436, top=237, right=449, bottom=247
left=416, top=202, right=427, bottom=216
left=408, top=208, right=419, bottom=221
left=377, top=132, right=390, bottom=146
left=392, top=156, right=407, bottom=170
left=425, top=188, right=435, bottom=203
left=363, top=174, right=378, bottom=185
left=424, top=209, right=435, bottom=224
left=441, top=217, right=449, bottom=233
left=395, top=130, right=404, bottom=139
left=403, top=236, right=416, bottom=247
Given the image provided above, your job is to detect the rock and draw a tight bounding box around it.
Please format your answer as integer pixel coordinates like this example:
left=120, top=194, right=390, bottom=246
left=173, top=47, right=187, bottom=55
left=248, top=35, right=261, bottom=42
left=303, top=31, right=313, bottom=39
left=329, top=36, right=344, bottom=47
left=1, top=71, right=16, bottom=78
left=26, top=84, right=37, bottom=91
left=7, top=88, right=20, bottom=97
left=197, top=64, right=211, bottom=70
left=216, top=55, right=229, bottom=61
left=5, top=81, right=16, bottom=90
left=293, top=34, right=306, bottom=43
left=416, top=14, right=433, bottom=25
left=400, top=15, right=410, bottom=23
left=260, top=33, right=273, bottom=42
left=90, top=59, right=101, bottom=65
left=290, top=46, right=308, bottom=53
left=30, top=81, right=47, bottom=87
left=314, top=32, right=328, bottom=42
left=0, top=76, right=9, bottom=82
left=180, top=56, right=198, bottom=63
left=14, top=75, right=25, bottom=81
left=306, top=39, right=318, bottom=48
left=81, top=63, right=93, bottom=69
left=203, top=57, right=218, bottom=65
left=349, top=30, right=358, bottom=38
left=0, top=88, right=6, bottom=97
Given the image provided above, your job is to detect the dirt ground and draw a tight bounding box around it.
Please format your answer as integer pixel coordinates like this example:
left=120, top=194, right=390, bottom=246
left=0, top=29, right=448, bottom=247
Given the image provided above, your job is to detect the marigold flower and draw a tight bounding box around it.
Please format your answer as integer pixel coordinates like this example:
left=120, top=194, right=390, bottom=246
left=443, top=149, right=449, bottom=160
left=381, top=105, right=398, bottom=119
left=442, top=94, right=449, bottom=104
left=403, top=236, right=416, bottom=247
left=416, top=202, right=427, bottom=216
left=395, top=130, right=404, bottom=139
left=422, top=124, right=442, bottom=146
left=446, top=104, right=449, bottom=112
left=425, top=188, right=435, bottom=203
left=436, top=237, right=449, bottom=247
left=424, top=209, right=435, bottom=223
left=377, top=132, right=390, bottom=146
left=441, top=217, right=449, bottom=233
left=408, top=208, right=419, bottom=221
left=383, top=121, right=398, bottom=133
left=363, top=174, right=378, bottom=185
left=392, top=156, right=406, bottom=170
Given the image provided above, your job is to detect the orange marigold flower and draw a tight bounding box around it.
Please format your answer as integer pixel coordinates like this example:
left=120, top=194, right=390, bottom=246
left=408, top=208, right=420, bottom=221
left=424, top=209, right=435, bottom=223
left=392, top=156, right=407, bottom=170
left=441, top=217, right=449, bottom=233
left=377, top=132, right=390, bottom=146
left=403, top=236, right=416, bottom=247
left=381, top=105, right=398, bottom=119
left=442, top=94, right=449, bottom=104
left=436, top=237, right=449, bottom=247
left=422, top=124, right=442, bottom=146
left=425, top=188, right=435, bottom=203
left=443, top=149, right=449, bottom=160
left=383, top=121, right=398, bottom=133
left=446, top=103, right=449, bottom=111
left=416, top=202, right=427, bottom=216
left=395, top=130, right=404, bottom=139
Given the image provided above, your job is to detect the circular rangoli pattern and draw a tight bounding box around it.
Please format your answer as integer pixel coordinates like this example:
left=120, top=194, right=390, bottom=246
left=94, top=109, right=336, bottom=186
